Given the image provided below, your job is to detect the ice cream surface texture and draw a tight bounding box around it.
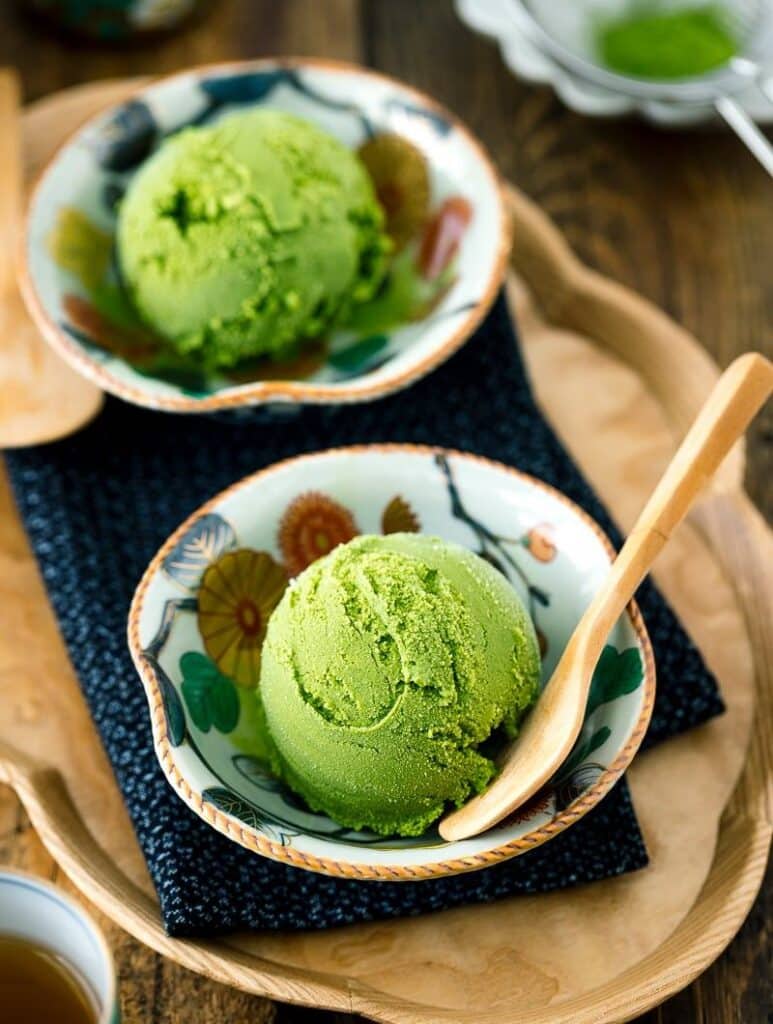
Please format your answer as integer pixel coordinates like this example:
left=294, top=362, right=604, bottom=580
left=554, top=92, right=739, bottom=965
left=117, top=109, right=390, bottom=367
left=259, top=533, right=541, bottom=836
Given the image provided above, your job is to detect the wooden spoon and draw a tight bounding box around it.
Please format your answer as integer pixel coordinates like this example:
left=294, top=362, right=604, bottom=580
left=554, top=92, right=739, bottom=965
left=440, top=351, right=773, bottom=842
left=0, top=68, right=102, bottom=449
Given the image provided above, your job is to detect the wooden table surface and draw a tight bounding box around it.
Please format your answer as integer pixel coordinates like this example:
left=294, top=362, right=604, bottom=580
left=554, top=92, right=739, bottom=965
left=0, top=1, right=770, bottom=1021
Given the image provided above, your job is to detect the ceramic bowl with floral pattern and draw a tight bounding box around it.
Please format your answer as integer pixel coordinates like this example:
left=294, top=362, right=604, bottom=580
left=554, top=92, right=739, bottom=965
left=128, top=446, right=655, bottom=880
left=22, top=60, right=509, bottom=414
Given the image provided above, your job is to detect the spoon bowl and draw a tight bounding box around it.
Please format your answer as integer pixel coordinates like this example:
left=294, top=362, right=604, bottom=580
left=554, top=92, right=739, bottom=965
left=0, top=285, right=103, bottom=448
left=0, top=68, right=102, bottom=449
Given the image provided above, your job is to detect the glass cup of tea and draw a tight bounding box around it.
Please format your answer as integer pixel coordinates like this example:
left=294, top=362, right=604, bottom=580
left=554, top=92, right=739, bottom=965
left=0, top=869, right=118, bottom=1023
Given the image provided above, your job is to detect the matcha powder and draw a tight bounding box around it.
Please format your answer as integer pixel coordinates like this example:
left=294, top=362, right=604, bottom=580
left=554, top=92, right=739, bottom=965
left=596, top=4, right=738, bottom=79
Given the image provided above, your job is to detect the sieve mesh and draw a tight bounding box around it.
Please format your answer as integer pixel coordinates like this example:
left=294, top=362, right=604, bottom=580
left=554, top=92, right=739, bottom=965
left=511, top=0, right=773, bottom=101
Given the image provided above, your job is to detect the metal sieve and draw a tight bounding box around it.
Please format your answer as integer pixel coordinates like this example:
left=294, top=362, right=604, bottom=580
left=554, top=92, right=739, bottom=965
left=508, top=0, right=773, bottom=173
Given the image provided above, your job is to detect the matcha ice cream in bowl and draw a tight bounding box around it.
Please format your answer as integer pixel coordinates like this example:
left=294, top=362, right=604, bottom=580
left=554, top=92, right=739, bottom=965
left=22, top=60, right=508, bottom=414
left=129, top=446, right=654, bottom=879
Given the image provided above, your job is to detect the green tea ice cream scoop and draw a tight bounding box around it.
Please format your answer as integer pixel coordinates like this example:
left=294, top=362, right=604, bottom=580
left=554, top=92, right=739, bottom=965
left=259, top=533, right=541, bottom=837
left=117, top=109, right=390, bottom=368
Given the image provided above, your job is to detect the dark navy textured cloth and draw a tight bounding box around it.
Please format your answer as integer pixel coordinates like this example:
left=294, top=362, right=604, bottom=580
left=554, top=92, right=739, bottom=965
left=4, top=294, right=723, bottom=935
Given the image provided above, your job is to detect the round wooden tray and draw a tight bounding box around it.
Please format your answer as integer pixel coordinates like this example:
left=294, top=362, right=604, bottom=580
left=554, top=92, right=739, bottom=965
left=0, top=80, right=770, bottom=1024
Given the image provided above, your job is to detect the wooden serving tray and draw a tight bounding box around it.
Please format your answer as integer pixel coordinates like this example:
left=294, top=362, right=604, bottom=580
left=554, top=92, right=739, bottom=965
left=0, top=80, right=770, bottom=1024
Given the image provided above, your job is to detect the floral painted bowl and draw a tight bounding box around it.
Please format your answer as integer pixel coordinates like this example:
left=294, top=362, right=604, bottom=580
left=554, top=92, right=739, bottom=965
left=128, top=446, right=655, bottom=880
left=21, top=60, right=509, bottom=414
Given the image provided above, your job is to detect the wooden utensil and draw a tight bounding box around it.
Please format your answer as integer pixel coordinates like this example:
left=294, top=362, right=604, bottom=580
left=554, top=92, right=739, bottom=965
left=440, top=351, right=773, bottom=842
left=0, top=68, right=102, bottom=448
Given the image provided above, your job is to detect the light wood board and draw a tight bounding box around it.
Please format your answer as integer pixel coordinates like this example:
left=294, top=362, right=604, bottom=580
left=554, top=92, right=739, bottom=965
left=0, top=79, right=769, bottom=1023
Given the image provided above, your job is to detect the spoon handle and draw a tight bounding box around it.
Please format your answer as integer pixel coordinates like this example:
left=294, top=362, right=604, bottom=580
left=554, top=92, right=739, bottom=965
left=0, top=69, right=21, bottom=303
left=581, top=352, right=773, bottom=653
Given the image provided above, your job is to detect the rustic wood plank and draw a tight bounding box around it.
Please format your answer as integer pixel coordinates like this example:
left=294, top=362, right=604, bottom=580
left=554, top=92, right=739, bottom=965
left=1, top=0, right=362, bottom=101
left=0, top=0, right=768, bottom=1022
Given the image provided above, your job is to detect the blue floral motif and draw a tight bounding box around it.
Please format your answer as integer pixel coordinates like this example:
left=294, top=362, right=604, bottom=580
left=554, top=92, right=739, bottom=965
left=202, top=786, right=296, bottom=845
left=435, top=452, right=551, bottom=631
left=199, top=69, right=290, bottom=106
left=195, top=67, right=375, bottom=137
left=329, top=334, right=389, bottom=373
left=144, top=653, right=187, bottom=747
left=555, top=761, right=607, bottom=812
left=89, top=99, right=159, bottom=172
left=385, top=98, right=453, bottom=136
left=135, top=363, right=210, bottom=397
left=161, top=512, right=237, bottom=589
left=102, top=181, right=125, bottom=212
left=59, top=324, right=112, bottom=363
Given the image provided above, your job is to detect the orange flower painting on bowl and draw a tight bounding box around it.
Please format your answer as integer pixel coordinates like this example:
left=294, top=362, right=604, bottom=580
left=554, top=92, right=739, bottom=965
left=198, top=549, right=288, bottom=687
left=523, top=525, right=557, bottom=563
left=278, top=493, right=360, bottom=577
